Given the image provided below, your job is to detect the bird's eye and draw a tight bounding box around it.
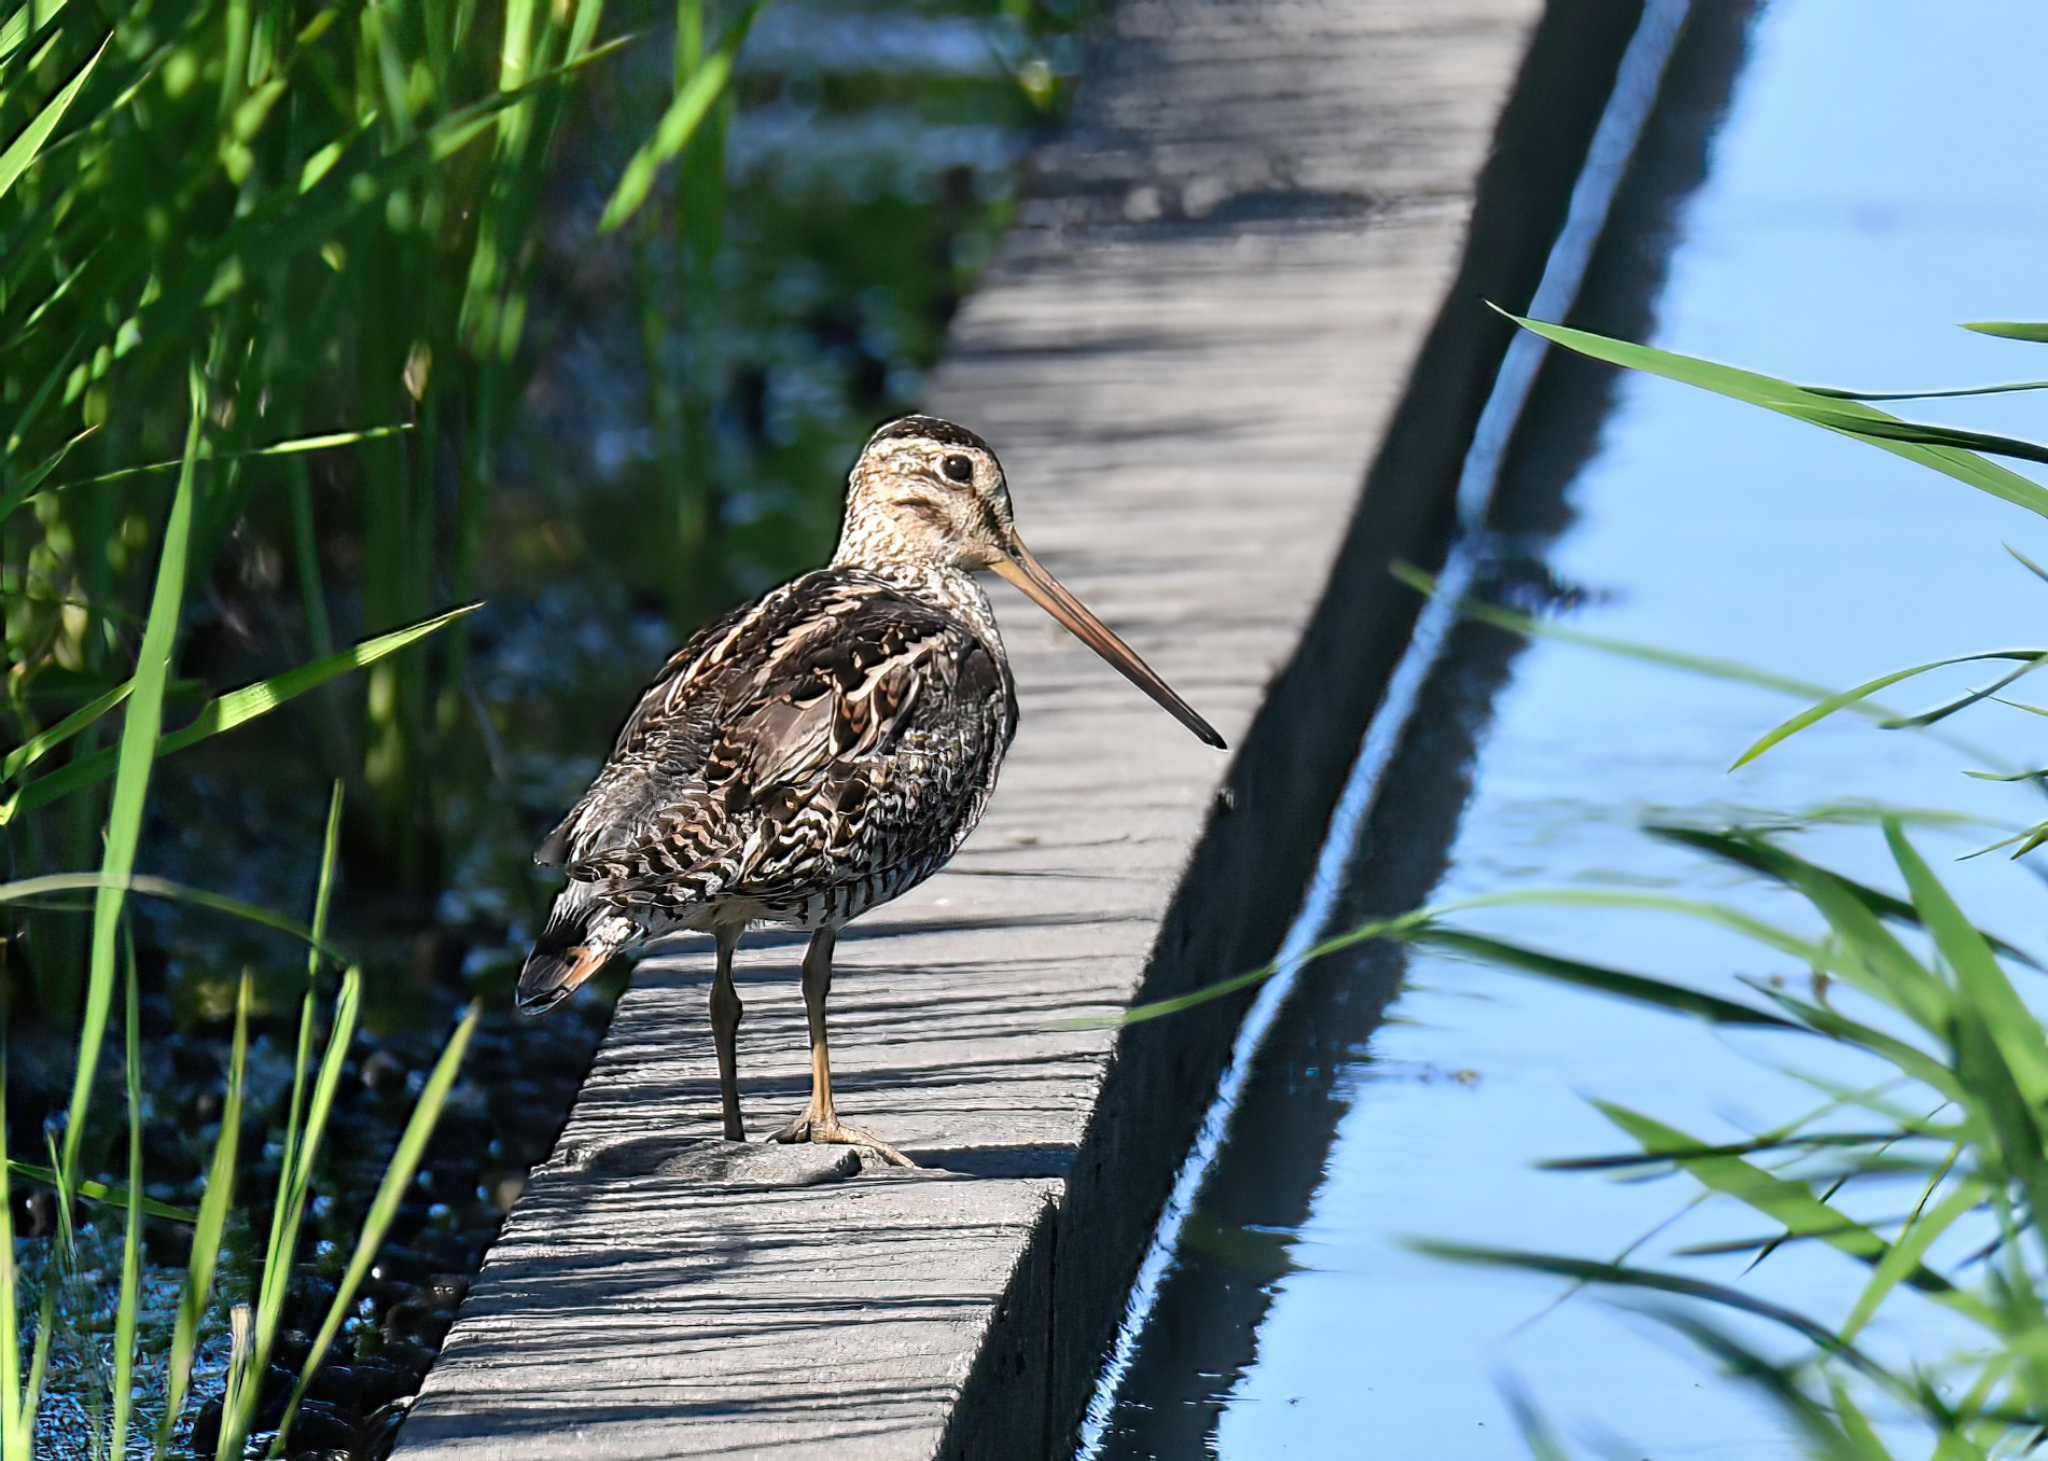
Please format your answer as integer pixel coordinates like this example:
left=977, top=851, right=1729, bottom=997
left=941, top=454, right=974, bottom=484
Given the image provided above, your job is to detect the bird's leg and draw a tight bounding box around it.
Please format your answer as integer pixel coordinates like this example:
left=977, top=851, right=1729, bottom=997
left=709, top=924, right=746, bottom=1142
left=771, top=929, right=913, bottom=1167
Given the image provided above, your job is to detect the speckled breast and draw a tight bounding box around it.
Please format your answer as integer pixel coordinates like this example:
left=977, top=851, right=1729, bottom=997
left=754, top=728, right=1009, bottom=931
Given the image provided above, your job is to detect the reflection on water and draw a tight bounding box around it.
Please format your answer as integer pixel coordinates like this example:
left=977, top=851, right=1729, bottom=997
left=1097, top=1, right=2048, bottom=1455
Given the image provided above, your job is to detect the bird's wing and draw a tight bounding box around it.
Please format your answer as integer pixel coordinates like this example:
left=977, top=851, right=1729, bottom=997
left=532, top=586, right=791, bottom=868
left=560, top=579, right=1008, bottom=907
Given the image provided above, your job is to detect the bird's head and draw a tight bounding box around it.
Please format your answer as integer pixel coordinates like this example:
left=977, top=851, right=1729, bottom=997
left=837, top=413, right=1226, bottom=749
left=840, top=414, right=1016, bottom=573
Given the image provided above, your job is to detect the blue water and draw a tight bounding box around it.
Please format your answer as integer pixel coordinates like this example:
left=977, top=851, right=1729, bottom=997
left=1092, top=2, right=2048, bottom=1455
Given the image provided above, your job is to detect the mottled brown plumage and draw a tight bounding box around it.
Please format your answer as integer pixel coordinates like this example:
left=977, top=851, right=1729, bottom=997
left=519, top=415, right=1222, bottom=1162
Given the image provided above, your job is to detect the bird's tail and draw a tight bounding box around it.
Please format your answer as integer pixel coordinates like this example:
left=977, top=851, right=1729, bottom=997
left=518, top=893, right=635, bottom=1016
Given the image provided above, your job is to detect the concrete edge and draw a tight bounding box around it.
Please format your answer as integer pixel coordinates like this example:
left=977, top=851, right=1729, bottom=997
left=939, top=3, right=1658, bottom=1452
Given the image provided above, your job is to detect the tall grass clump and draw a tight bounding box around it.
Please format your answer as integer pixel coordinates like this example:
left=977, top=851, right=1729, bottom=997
left=1, top=0, right=755, bottom=966
left=2, top=0, right=755, bottom=1450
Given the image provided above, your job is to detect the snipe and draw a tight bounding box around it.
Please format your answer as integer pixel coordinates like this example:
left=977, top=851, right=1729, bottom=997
left=518, top=415, right=1224, bottom=1164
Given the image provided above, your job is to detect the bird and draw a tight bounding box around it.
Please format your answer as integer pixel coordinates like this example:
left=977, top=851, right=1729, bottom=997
left=516, top=414, right=1225, bottom=1165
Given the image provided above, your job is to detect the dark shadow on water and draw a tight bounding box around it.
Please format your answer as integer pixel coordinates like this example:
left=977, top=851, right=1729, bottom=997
left=1090, top=4, right=1764, bottom=1454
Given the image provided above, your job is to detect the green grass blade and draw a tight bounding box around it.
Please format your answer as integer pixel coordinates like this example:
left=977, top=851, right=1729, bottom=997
left=1948, top=1002, right=2048, bottom=1275
left=1960, top=815, right=2048, bottom=861
left=1878, top=655, right=2048, bottom=729
left=1730, top=651, right=2048, bottom=769
left=160, top=972, right=251, bottom=1446
left=110, top=941, right=144, bottom=1461
left=598, top=1, right=761, bottom=231
left=0, top=0, right=71, bottom=72
left=3, top=602, right=479, bottom=822
left=0, top=1159, right=196, bottom=1223
left=267, top=1002, right=479, bottom=1459
left=1417, top=1242, right=1876, bottom=1366
left=1540, top=1129, right=1937, bottom=1173
left=34, top=423, right=415, bottom=500
left=0, top=31, right=107, bottom=203
left=1784, top=404, right=2048, bottom=469
left=1963, top=322, right=2048, bottom=343
left=0, top=872, right=350, bottom=966
left=1592, top=1101, right=1993, bottom=1326
left=1, top=676, right=133, bottom=781
left=228, top=969, right=358, bottom=1458
left=1887, top=821, right=2048, bottom=1103
left=230, top=788, right=348, bottom=1459
left=1499, top=1380, right=1573, bottom=1461
left=1658, top=1316, right=1891, bottom=1461
left=1803, top=379, right=2048, bottom=402
left=60, top=362, right=204, bottom=1200
left=1391, top=562, right=2009, bottom=768
left=0, top=423, right=99, bottom=524
left=1, top=1016, right=19, bottom=1453
left=1391, top=562, right=1851, bottom=701
left=1506, top=310, right=2048, bottom=522
left=1412, top=928, right=1801, bottom=1029
left=1753, top=987, right=1962, bottom=1104
left=2004, top=541, right=2048, bottom=587
left=1840, top=1178, right=1986, bottom=1344
left=1647, top=825, right=2038, bottom=971
left=1094, top=884, right=1821, bottom=1028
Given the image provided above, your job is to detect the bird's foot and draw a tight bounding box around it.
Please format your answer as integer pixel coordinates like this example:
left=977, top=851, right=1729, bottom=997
left=769, top=1113, right=915, bottom=1168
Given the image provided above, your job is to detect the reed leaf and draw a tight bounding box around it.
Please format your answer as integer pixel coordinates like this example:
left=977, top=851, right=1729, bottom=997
left=1647, top=824, right=2038, bottom=970
left=1504, top=309, right=2048, bottom=523
left=0, top=872, right=350, bottom=965
left=1822, top=1375, right=1891, bottom=1461
left=0, top=0, right=71, bottom=74
left=1657, top=1314, right=1899, bottom=1461
left=1499, top=1382, right=1573, bottom=1461
left=1880, top=656, right=2048, bottom=730
left=0, top=423, right=98, bottom=523
left=1591, top=1100, right=1991, bottom=1323
left=1804, top=379, right=2048, bottom=402
left=267, top=1001, right=479, bottom=1459
left=1888, top=822, right=2048, bottom=1104
left=1540, top=1129, right=1937, bottom=1173
left=1784, top=405, right=2048, bottom=470
left=1752, top=986, right=1962, bottom=1105
left=0, top=32, right=106, bottom=203
left=160, top=971, right=251, bottom=1446
left=2, top=601, right=480, bottom=823
left=1964, top=322, right=2048, bottom=343
left=1, top=677, right=131, bottom=781
left=1100, top=885, right=1821, bottom=1027
left=1, top=1016, right=19, bottom=1453
left=599, top=1, right=762, bottom=231
left=1841, top=1179, right=1988, bottom=1345
left=1416, top=1242, right=1878, bottom=1368
left=61, top=362, right=203, bottom=1201
left=110, top=942, right=145, bottom=1461
left=1412, top=928, right=1799, bottom=1028
left=1392, top=561, right=2010, bottom=768
left=223, top=790, right=354, bottom=1461
left=0, top=1157, right=197, bottom=1224
left=31, top=422, right=415, bottom=500
left=1731, top=650, right=2048, bottom=769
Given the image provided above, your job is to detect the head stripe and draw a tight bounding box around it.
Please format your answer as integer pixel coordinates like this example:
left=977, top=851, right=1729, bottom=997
left=866, top=414, right=994, bottom=455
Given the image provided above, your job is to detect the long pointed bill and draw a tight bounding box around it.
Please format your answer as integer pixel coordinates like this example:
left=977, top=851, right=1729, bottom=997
left=992, top=537, right=1227, bottom=749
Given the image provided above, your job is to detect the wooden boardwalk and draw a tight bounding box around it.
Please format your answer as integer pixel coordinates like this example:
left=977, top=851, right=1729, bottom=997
left=393, top=1, right=1641, bottom=1455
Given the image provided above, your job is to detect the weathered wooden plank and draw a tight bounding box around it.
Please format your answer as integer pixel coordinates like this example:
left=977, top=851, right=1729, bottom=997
left=394, top=1, right=1641, bottom=1455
